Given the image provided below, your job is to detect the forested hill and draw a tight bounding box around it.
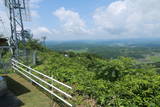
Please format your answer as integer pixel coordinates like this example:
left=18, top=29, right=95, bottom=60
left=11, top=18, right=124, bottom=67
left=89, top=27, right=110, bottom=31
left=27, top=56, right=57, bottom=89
left=46, top=39, right=160, bottom=59
left=29, top=42, right=160, bottom=106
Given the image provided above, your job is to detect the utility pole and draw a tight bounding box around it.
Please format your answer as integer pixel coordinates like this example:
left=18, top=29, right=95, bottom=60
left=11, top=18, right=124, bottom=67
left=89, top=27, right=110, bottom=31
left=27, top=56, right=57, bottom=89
left=42, top=36, right=47, bottom=47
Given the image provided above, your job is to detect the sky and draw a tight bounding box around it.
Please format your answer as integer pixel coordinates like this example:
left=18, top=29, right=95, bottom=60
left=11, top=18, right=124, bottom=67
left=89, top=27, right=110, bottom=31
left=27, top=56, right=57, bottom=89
left=0, top=0, right=160, bottom=41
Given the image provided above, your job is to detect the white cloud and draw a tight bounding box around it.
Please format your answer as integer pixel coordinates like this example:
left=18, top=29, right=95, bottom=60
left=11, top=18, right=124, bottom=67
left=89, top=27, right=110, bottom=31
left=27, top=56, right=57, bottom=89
left=31, top=10, right=40, bottom=18
left=53, top=7, right=88, bottom=34
left=30, top=0, right=43, bottom=3
left=29, top=0, right=44, bottom=19
left=50, top=0, right=160, bottom=40
left=1, top=0, right=160, bottom=40
left=0, top=0, right=42, bottom=38
left=0, top=1, right=3, bottom=5
left=0, top=0, right=11, bottom=37
left=30, top=0, right=43, bottom=8
left=93, top=0, right=160, bottom=38
left=33, top=27, right=52, bottom=34
left=0, top=10, right=10, bottom=37
left=32, top=27, right=52, bottom=39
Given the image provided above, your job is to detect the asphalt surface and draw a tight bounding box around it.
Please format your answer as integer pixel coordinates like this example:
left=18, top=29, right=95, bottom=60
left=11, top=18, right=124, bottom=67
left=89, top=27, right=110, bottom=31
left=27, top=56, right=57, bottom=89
left=0, top=90, right=23, bottom=107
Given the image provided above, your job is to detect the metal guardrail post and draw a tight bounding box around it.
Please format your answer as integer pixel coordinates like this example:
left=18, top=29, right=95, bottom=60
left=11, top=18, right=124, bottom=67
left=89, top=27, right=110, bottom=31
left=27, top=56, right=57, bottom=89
left=32, top=51, right=36, bottom=65
left=11, top=59, right=73, bottom=107
left=28, top=66, right=32, bottom=83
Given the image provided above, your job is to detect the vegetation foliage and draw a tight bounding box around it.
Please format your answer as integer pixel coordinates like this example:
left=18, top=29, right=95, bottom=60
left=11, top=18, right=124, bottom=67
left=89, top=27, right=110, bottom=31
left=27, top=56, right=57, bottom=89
left=33, top=47, right=160, bottom=106
left=49, top=42, right=160, bottom=59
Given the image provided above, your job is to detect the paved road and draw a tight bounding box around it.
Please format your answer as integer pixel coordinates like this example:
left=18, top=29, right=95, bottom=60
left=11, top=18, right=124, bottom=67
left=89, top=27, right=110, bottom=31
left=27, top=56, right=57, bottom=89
left=0, top=74, right=59, bottom=107
left=0, top=90, right=23, bottom=107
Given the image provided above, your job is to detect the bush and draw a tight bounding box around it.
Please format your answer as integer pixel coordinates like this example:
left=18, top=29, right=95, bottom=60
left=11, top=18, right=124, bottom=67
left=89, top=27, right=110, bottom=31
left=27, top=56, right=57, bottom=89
left=34, top=51, right=160, bottom=106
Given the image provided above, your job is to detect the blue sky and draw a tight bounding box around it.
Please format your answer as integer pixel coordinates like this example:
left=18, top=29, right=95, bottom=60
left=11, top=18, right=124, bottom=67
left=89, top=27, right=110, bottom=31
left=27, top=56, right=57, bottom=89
left=0, top=0, right=160, bottom=41
left=34, top=0, right=116, bottom=28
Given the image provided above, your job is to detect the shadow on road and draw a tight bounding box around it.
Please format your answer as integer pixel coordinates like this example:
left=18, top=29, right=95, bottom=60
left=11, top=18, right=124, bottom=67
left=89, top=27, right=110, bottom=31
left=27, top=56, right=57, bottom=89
left=0, top=90, right=24, bottom=107
left=4, top=76, right=30, bottom=96
left=0, top=76, right=31, bottom=107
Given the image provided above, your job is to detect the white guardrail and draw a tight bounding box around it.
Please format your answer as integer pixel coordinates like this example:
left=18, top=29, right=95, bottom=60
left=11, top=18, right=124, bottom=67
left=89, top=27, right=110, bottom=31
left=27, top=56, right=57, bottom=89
left=11, top=59, right=73, bottom=107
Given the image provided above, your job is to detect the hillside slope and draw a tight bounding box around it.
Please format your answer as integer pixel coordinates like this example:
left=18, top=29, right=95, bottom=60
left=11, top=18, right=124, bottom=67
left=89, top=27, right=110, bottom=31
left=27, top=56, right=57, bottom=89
left=33, top=49, right=160, bottom=106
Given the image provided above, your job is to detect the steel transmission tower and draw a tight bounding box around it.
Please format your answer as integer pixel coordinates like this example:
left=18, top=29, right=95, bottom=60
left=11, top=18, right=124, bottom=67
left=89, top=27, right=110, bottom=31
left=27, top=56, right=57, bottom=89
left=4, top=0, right=30, bottom=57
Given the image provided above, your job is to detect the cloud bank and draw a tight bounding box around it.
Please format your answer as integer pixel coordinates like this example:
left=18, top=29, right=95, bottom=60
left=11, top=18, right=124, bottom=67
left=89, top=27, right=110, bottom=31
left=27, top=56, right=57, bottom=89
left=37, top=0, right=159, bottom=40
left=93, top=0, right=160, bottom=39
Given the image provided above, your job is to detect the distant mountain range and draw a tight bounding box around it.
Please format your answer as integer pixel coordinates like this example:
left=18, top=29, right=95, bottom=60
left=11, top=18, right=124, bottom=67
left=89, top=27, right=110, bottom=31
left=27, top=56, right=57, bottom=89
left=46, top=38, right=160, bottom=47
